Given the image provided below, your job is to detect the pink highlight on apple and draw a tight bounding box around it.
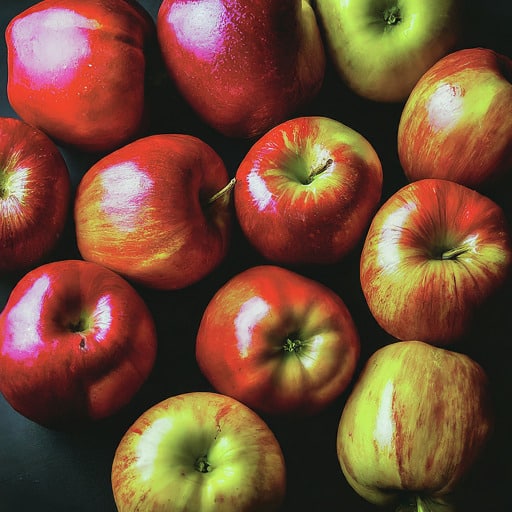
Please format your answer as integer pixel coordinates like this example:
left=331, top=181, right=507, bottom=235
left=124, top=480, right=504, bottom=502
left=427, top=82, right=465, bottom=131
left=167, top=0, right=225, bottom=61
left=10, top=9, right=96, bottom=87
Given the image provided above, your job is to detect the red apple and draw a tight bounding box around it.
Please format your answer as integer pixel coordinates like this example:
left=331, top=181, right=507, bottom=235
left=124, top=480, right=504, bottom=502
left=0, top=116, right=70, bottom=273
left=74, top=134, right=234, bottom=290
left=337, top=340, right=494, bottom=511
left=196, top=265, right=360, bottom=415
left=5, top=0, right=154, bottom=153
left=0, top=259, right=157, bottom=428
left=360, top=178, right=512, bottom=345
left=398, top=48, right=512, bottom=189
left=156, top=0, right=325, bottom=138
left=111, top=391, right=286, bottom=512
left=234, top=116, right=383, bottom=265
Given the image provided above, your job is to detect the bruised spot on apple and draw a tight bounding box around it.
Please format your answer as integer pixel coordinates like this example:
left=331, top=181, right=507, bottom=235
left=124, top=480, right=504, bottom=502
left=0, top=260, right=157, bottom=428
left=196, top=265, right=360, bottom=415
left=235, top=116, right=383, bottom=265
left=111, top=392, right=286, bottom=511
left=360, top=178, right=512, bottom=345
left=337, top=341, right=494, bottom=511
left=74, top=134, right=233, bottom=290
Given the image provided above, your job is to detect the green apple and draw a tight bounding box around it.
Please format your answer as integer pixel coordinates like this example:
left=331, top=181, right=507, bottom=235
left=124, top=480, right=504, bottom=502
left=111, top=392, right=286, bottom=511
left=315, top=0, right=461, bottom=102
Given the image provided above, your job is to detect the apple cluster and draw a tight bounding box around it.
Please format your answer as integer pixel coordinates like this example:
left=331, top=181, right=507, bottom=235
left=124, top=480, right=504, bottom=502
left=0, top=1, right=511, bottom=511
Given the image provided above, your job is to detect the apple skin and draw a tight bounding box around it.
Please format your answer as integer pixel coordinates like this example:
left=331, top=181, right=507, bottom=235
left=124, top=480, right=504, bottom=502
left=111, top=391, right=286, bottom=512
left=196, top=265, right=360, bottom=415
left=0, top=116, right=71, bottom=273
left=234, top=116, right=383, bottom=265
left=74, top=134, right=233, bottom=290
left=5, top=0, right=154, bottom=153
left=336, top=340, right=494, bottom=510
left=360, top=178, right=512, bottom=345
left=398, top=47, right=512, bottom=189
left=315, top=0, right=461, bottom=102
left=156, top=0, right=325, bottom=138
left=0, top=259, right=157, bottom=428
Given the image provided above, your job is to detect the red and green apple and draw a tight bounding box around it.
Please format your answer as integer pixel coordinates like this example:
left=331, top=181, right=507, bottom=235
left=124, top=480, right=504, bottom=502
left=234, top=116, right=383, bottom=265
left=398, top=47, right=512, bottom=189
left=74, top=133, right=234, bottom=290
left=360, top=178, right=512, bottom=345
left=337, top=340, right=494, bottom=511
left=196, top=265, right=360, bottom=415
left=111, top=391, right=286, bottom=511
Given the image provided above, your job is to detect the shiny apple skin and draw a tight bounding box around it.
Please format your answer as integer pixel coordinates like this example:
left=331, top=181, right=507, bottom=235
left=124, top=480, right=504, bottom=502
left=234, top=116, right=383, bottom=265
left=337, top=340, right=494, bottom=509
left=74, top=134, right=232, bottom=290
left=0, top=260, right=157, bottom=428
left=360, top=178, right=512, bottom=345
left=5, top=0, right=154, bottom=153
left=111, top=391, right=286, bottom=512
left=156, top=0, right=325, bottom=138
left=0, top=116, right=71, bottom=273
left=398, top=48, right=512, bottom=189
left=316, top=0, right=460, bottom=102
left=196, top=265, right=360, bottom=415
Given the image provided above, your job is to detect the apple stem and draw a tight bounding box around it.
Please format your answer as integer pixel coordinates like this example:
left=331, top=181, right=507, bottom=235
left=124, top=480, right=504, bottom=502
left=207, top=177, right=236, bottom=205
left=307, top=158, right=333, bottom=184
left=397, top=495, right=455, bottom=512
left=440, top=245, right=470, bottom=260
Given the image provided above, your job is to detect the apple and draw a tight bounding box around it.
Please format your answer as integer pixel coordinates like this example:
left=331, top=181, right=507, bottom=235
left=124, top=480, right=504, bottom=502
left=195, top=265, right=360, bottom=415
left=0, top=116, right=71, bottom=273
left=336, top=340, right=494, bottom=511
left=360, top=178, right=512, bottom=345
left=74, top=133, right=234, bottom=290
left=111, top=391, right=286, bottom=512
left=315, top=0, right=461, bottom=102
left=156, top=0, right=325, bottom=138
left=398, top=47, right=512, bottom=189
left=234, top=116, right=383, bottom=265
left=0, top=259, right=157, bottom=428
left=5, top=0, right=154, bottom=153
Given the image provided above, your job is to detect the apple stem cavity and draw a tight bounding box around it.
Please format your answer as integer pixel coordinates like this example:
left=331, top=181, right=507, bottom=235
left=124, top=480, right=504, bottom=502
left=68, top=315, right=91, bottom=335
left=194, top=455, right=212, bottom=474
left=307, top=158, right=333, bottom=184
left=207, top=177, right=236, bottom=205
left=283, top=337, right=304, bottom=353
left=384, top=6, right=402, bottom=25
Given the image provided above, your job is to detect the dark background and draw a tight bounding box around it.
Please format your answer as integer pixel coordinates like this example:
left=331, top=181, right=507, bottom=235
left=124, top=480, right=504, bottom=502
left=1, top=1, right=511, bottom=511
